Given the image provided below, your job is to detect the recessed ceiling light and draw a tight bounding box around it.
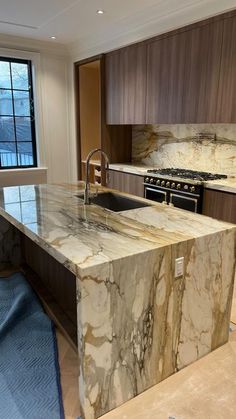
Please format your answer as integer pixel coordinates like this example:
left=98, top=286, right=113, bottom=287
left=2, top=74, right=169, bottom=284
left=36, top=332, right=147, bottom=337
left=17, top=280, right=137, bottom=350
left=97, top=9, right=104, bottom=15
left=51, top=36, right=56, bottom=40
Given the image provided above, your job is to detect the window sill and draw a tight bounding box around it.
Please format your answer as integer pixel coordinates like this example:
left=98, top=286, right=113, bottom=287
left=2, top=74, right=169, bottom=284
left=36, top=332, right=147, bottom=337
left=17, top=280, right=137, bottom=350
left=0, top=167, right=47, bottom=187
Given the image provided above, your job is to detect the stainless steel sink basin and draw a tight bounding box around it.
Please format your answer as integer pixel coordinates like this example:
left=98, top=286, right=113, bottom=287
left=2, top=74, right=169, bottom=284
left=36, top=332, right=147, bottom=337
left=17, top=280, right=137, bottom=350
left=76, top=192, right=150, bottom=212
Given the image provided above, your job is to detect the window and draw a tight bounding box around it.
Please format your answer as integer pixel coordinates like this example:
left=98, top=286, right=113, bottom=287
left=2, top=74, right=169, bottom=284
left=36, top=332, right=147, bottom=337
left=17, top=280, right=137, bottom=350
left=0, top=57, right=37, bottom=169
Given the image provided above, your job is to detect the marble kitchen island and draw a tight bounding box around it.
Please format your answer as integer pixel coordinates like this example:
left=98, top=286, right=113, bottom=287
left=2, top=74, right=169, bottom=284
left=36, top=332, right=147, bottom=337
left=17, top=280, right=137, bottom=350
left=0, top=182, right=235, bottom=419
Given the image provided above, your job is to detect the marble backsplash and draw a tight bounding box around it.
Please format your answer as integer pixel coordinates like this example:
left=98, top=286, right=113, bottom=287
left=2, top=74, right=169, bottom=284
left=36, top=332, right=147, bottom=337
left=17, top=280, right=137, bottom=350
left=132, top=125, right=236, bottom=174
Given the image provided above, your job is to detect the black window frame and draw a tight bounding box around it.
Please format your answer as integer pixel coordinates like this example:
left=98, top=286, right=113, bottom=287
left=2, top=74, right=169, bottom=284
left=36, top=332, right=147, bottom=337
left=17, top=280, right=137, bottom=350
left=0, top=56, right=37, bottom=169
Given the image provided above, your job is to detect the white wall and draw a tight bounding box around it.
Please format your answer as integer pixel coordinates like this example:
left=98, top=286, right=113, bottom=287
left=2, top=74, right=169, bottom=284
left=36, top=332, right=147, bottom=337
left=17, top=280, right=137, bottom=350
left=39, top=53, right=71, bottom=183
left=0, top=34, right=74, bottom=185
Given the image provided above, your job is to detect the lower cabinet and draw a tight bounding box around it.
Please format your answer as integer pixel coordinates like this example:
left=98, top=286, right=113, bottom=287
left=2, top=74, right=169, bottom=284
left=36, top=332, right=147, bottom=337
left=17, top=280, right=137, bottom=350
left=108, top=170, right=144, bottom=197
left=202, top=188, right=236, bottom=223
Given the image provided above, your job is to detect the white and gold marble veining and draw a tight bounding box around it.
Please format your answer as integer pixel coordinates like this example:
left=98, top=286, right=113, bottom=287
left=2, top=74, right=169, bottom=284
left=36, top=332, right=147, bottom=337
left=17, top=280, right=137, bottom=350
left=0, top=182, right=235, bottom=419
left=109, top=163, right=155, bottom=176
left=204, top=176, right=236, bottom=193
left=132, top=124, right=236, bottom=175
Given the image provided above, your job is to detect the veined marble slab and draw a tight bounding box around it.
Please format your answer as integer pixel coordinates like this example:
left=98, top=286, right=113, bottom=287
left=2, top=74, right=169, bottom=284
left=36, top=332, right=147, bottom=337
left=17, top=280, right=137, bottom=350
left=0, top=183, right=235, bottom=419
left=204, top=177, right=236, bottom=194
left=132, top=124, right=236, bottom=175
left=109, top=163, right=153, bottom=176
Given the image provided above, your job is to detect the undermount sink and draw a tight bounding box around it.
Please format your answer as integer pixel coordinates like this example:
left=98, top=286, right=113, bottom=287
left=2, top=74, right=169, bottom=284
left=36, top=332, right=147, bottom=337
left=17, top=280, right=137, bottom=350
left=76, top=192, right=150, bottom=212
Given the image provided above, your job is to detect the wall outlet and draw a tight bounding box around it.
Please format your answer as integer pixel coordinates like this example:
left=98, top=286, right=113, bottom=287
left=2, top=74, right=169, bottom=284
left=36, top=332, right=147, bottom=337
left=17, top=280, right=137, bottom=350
left=175, top=257, right=184, bottom=278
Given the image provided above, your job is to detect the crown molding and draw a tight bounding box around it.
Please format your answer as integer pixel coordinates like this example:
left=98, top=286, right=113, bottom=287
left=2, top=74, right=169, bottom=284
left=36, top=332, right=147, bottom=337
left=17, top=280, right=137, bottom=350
left=69, top=0, right=236, bottom=61
left=0, top=32, right=69, bottom=57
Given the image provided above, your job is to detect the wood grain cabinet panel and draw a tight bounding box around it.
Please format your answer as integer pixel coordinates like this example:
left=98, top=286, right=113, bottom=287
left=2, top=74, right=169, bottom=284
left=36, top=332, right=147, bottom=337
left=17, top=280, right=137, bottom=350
left=105, top=11, right=236, bottom=124
left=182, top=20, right=224, bottom=123
left=105, top=44, right=147, bottom=124
left=146, top=31, right=188, bottom=123
left=216, top=15, right=236, bottom=122
left=108, top=170, right=144, bottom=197
left=122, top=44, right=147, bottom=124
left=105, top=52, right=124, bottom=124
left=202, top=189, right=236, bottom=224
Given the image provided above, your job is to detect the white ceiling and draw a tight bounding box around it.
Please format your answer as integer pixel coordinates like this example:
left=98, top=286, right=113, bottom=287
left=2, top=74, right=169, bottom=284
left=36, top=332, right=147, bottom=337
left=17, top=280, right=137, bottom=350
left=0, top=0, right=236, bottom=58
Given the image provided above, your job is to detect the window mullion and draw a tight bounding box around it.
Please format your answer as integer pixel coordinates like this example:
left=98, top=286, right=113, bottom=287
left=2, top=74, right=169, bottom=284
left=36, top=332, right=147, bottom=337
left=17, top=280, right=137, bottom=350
left=9, top=62, right=19, bottom=167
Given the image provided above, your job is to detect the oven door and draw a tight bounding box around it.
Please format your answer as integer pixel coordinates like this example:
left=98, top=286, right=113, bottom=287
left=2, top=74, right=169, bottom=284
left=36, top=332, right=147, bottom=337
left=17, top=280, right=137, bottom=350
left=144, top=186, right=167, bottom=204
left=170, top=192, right=198, bottom=213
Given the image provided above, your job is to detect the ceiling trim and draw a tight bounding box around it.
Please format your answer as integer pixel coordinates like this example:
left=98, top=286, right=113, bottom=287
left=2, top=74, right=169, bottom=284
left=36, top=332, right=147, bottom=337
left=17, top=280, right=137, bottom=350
left=69, top=0, right=236, bottom=61
left=0, top=20, right=38, bottom=29
left=0, top=32, right=69, bottom=57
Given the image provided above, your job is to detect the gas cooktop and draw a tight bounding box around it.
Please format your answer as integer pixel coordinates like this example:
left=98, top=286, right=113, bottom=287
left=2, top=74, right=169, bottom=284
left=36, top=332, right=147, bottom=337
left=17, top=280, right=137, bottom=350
left=147, top=168, right=227, bottom=182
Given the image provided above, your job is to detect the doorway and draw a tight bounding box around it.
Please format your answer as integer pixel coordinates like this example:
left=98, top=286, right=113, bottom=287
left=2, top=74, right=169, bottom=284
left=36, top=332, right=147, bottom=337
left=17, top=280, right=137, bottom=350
left=75, top=57, right=103, bottom=185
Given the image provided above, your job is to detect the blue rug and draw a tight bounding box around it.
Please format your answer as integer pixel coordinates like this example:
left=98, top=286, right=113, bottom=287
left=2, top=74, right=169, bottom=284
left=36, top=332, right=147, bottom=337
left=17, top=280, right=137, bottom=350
left=0, top=272, right=65, bottom=419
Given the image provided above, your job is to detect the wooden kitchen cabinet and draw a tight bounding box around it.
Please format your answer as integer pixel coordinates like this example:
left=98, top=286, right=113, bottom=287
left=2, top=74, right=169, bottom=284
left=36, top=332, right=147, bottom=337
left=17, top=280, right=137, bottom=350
left=108, top=170, right=144, bottom=197
left=146, top=31, right=187, bottom=123
left=105, top=10, right=236, bottom=124
left=202, top=189, right=236, bottom=224
left=181, top=19, right=223, bottom=123
left=105, top=52, right=124, bottom=124
left=105, top=43, right=147, bottom=124
left=106, top=19, right=224, bottom=124
left=216, top=14, right=236, bottom=122
left=122, top=44, right=147, bottom=124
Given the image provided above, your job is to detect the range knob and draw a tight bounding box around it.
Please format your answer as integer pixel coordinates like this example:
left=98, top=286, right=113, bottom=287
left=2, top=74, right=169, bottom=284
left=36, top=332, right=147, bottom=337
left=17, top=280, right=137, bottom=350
left=184, top=184, right=189, bottom=190
left=190, top=186, right=195, bottom=192
left=150, top=178, right=154, bottom=184
left=166, top=181, right=170, bottom=188
left=156, top=179, right=161, bottom=185
left=177, top=183, right=181, bottom=190
left=145, top=177, right=149, bottom=183
left=171, top=182, right=176, bottom=188
left=161, top=180, right=165, bottom=186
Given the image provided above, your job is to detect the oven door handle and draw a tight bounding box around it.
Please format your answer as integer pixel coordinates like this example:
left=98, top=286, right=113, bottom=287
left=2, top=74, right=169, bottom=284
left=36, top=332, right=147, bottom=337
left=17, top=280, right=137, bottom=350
left=170, top=193, right=198, bottom=212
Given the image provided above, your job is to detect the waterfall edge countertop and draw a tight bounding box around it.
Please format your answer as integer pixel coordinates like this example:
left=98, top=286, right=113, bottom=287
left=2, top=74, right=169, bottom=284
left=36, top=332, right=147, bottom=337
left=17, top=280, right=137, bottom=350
left=0, top=181, right=235, bottom=419
left=0, top=182, right=235, bottom=276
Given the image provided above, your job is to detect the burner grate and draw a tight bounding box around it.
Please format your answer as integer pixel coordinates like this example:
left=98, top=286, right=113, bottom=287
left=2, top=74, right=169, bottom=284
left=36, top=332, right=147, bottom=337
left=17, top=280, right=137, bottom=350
left=147, top=168, right=227, bottom=181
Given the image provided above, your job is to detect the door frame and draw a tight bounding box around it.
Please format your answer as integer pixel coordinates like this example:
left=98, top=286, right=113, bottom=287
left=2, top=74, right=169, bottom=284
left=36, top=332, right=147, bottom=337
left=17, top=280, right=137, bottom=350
left=74, top=54, right=105, bottom=180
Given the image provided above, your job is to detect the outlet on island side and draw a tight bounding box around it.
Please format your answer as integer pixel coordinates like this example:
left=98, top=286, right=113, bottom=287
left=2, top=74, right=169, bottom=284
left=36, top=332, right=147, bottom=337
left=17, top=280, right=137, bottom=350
left=175, top=257, right=184, bottom=278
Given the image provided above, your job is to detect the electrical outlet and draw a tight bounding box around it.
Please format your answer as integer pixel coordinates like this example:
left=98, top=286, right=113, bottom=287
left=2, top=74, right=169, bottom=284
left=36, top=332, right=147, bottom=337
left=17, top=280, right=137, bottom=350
left=175, top=257, right=184, bottom=278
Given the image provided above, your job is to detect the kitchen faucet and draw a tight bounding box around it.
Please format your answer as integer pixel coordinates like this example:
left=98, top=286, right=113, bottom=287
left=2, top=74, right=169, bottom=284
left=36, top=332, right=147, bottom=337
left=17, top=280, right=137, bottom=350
left=84, top=148, right=110, bottom=204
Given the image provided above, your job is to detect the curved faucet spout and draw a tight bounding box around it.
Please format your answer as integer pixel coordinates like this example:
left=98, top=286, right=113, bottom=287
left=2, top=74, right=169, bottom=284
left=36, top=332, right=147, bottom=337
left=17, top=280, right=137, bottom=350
left=84, top=148, right=110, bottom=205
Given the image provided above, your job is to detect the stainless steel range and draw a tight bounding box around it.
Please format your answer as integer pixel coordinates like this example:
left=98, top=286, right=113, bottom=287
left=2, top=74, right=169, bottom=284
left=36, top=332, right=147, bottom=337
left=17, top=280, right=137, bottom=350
left=144, top=168, right=227, bottom=213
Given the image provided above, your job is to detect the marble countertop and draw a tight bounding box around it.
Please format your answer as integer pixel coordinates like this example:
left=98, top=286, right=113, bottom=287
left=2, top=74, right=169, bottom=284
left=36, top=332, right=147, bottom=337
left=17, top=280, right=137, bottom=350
left=204, top=177, right=236, bottom=193
left=109, top=163, right=153, bottom=176
left=0, top=182, right=234, bottom=276
left=109, top=163, right=236, bottom=192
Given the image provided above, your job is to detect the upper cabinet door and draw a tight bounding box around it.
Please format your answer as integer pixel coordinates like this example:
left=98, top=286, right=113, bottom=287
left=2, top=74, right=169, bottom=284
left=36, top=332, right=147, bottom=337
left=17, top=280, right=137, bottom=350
left=182, top=20, right=223, bottom=123
left=105, top=44, right=147, bottom=124
left=216, top=15, right=236, bottom=122
left=105, top=52, right=124, bottom=124
left=146, top=32, right=188, bottom=123
left=122, top=44, right=147, bottom=124
left=105, top=12, right=235, bottom=125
